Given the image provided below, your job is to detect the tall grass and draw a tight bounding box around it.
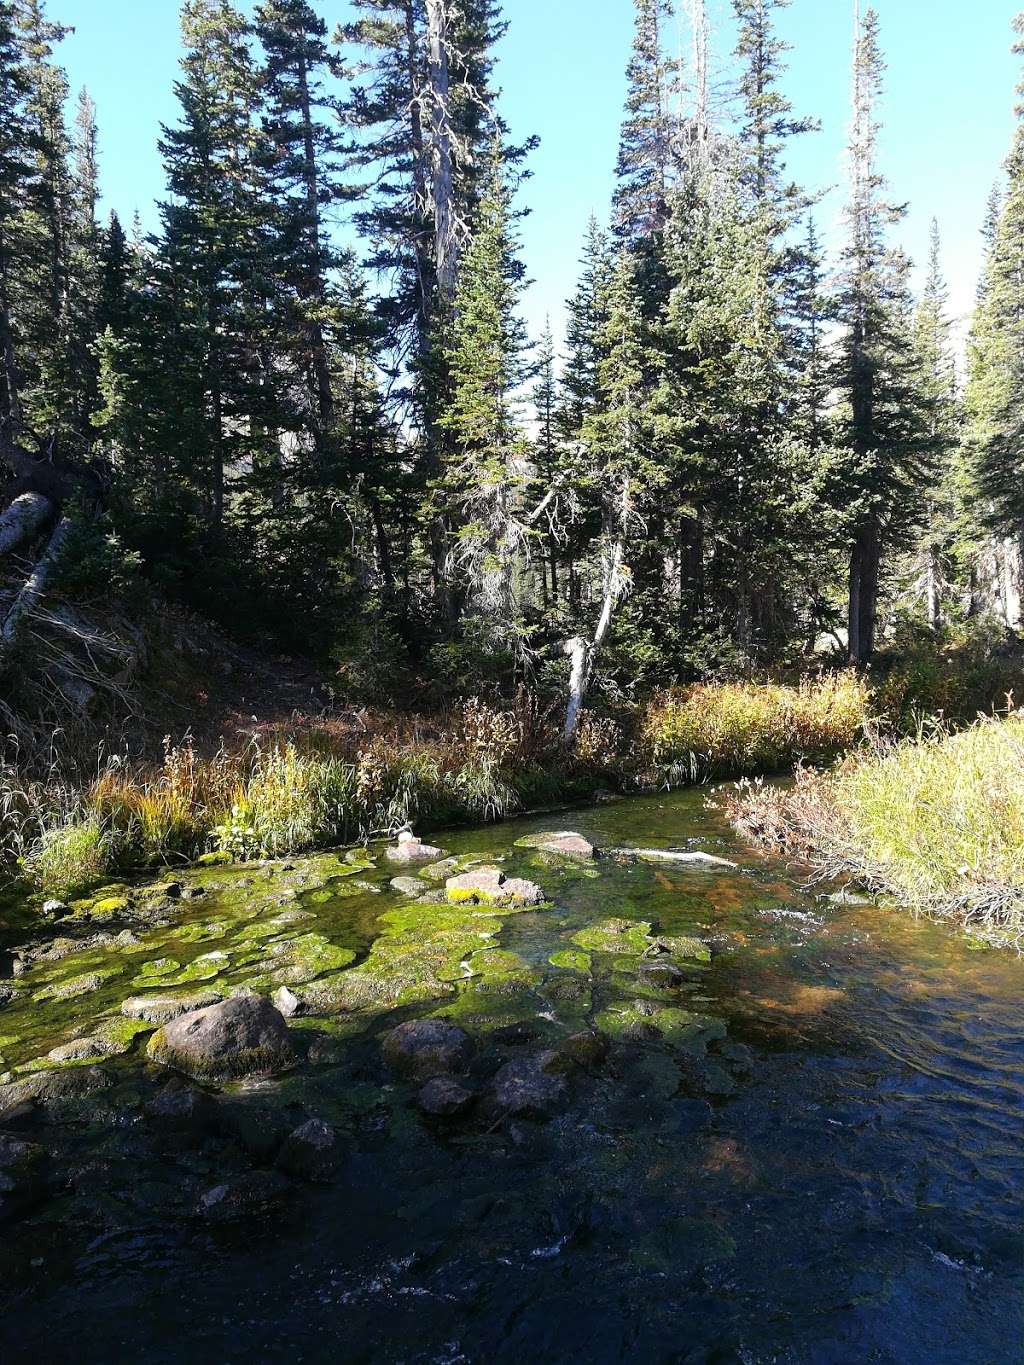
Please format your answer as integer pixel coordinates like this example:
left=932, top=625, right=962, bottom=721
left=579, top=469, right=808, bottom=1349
left=725, top=712, right=1024, bottom=939
left=639, top=674, right=869, bottom=782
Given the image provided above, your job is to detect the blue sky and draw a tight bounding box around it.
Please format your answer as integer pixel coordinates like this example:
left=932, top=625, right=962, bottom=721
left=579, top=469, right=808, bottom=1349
left=58, top=0, right=1022, bottom=349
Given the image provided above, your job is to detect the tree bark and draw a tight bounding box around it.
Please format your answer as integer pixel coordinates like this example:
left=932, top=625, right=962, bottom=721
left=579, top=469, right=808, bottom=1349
left=295, top=47, right=334, bottom=437
left=848, top=521, right=880, bottom=664
left=0, top=493, right=53, bottom=557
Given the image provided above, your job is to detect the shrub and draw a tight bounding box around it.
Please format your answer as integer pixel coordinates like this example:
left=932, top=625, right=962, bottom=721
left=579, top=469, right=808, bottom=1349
left=22, top=816, right=110, bottom=897
left=640, top=673, right=869, bottom=780
left=724, top=712, right=1024, bottom=939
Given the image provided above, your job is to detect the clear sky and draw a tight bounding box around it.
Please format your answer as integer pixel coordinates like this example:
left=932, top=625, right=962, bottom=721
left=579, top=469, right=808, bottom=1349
left=57, top=0, right=1023, bottom=350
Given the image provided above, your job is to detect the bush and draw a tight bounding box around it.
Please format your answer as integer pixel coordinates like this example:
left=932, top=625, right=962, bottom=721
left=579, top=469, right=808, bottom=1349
left=639, top=674, right=869, bottom=780
left=21, top=816, right=110, bottom=897
left=724, top=712, right=1024, bottom=939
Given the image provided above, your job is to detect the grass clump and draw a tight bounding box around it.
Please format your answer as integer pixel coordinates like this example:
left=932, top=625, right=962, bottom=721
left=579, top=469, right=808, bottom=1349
left=724, top=711, right=1024, bottom=941
left=639, top=674, right=869, bottom=782
left=20, top=816, right=109, bottom=899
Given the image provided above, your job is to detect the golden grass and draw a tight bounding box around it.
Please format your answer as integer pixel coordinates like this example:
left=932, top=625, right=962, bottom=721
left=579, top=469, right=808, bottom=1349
left=725, top=712, right=1024, bottom=940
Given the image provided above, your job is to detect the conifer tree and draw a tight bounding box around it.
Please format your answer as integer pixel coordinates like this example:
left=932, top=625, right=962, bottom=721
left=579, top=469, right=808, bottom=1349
left=613, top=0, right=677, bottom=241
left=836, top=6, right=933, bottom=662
left=0, top=0, right=33, bottom=428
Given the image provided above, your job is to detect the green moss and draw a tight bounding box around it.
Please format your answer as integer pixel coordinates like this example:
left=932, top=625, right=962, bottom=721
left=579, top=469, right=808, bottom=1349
left=571, top=918, right=653, bottom=956
left=132, top=957, right=182, bottom=986
left=158, top=950, right=231, bottom=986
left=197, top=850, right=233, bottom=866
left=655, top=935, right=712, bottom=963
left=549, top=948, right=592, bottom=972
left=32, top=966, right=122, bottom=1002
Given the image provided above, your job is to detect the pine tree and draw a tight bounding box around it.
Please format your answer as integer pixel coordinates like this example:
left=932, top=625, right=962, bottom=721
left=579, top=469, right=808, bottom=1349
left=836, top=6, right=933, bottom=662
left=434, top=159, right=530, bottom=660
left=0, top=0, right=33, bottom=428
left=613, top=0, right=677, bottom=241
left=254, top=0, right=344, bottom=447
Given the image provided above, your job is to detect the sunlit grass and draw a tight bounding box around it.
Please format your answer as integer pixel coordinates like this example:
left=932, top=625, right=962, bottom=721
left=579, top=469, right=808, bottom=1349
left=725, top=712, right=1024, bottom=939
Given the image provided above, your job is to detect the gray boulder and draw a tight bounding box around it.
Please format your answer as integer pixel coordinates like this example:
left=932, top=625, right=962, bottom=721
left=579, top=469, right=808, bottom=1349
left=382, top=1018, right=474, bottom=1080
left=491, top=1052, right=567, bottom=1118
left=445, top=865, right=545, bottom=908
left=417, top=1076, right=474, bottom=1117
left=121, top=989, right=224, bottom=1023
left=514, top=831, right=598, bottom=862
left=276, top=1118, right=340, bottom=1182
left=385, top=830, right=445, bottom=865
left=390, top=875, right=428, bottom=897
left=637, top=959, right=689, bottom=990
left=147, top=994, right=295, bottom=1082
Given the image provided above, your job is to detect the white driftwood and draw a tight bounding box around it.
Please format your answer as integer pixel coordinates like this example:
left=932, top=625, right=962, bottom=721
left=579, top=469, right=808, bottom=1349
left=0, top=492, right=52, bottom=556
left=610, top=847, right=738, bottom=869
left=1, top=514, right=74, bottom=648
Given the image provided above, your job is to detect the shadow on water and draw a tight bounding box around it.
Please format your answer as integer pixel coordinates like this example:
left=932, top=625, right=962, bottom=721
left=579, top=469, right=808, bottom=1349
left=0, top=787, right=1021, bottom=1363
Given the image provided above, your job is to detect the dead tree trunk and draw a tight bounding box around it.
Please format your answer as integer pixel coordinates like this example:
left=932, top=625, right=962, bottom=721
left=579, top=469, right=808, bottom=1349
left=1, top=514, right=74, bottom=654
left=425, top=0, right=457, bottom=302
left=0, top=492, right=53, bottom=557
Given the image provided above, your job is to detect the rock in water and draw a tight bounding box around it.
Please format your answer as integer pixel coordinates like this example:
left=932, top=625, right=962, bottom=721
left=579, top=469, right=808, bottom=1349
left=445, top=866, right=546, bottom=908
left=417, top=1077, right=475, bottom=1117
left=381, top=1019, right=474, bottom=1080
left=276, top=1118, right=341, bottom=1182
left=195, top=1170, right=290, bottom=1223
left=491, top=1052, right=567, bottom=1118
left=121, top=990, right=224, bottom=1023
left=637, top=960, right=689, bottom=990
left=514, top=831, right=598, bottom=862
left=385, top=830, right=445, bottom=865
left=273, top=985, right=303, bottom=1018
left=390, top=875, right=428, bottom=896
left=146, top=995, right=295, bottom=1082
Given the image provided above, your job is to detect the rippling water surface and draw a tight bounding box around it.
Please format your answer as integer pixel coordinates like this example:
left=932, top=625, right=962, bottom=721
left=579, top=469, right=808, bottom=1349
left=1, top=787, right=1021, bottom=1364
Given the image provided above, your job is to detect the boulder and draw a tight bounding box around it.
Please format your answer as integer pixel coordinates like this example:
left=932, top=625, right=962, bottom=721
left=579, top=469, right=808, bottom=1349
left=0, top=1134, right=47, bottom=1221
left=637, top=960, right=689, bottom=990
left=558, top=1029, right=610, bottom=1069
left=145, top=1078, right=217, bottom=1135
left=147, top=994, right=295, bottom=1082
left=276, top=1118, right=340, bottom=1182
left=0, top=1064, right=113, bottom=1112
left=514, top=831, right=598, bottom=862
left=385, top=830, right=445, bottom=865
left=273, top=985, right=304, bottom=1018
left=445, top=866, right=545, bottom=908
left=390, top=875, right=428, bottom=897
left=121, top=990, right=224, bottom=1023
left=417, top=1076, right=474, bottom=1117
left=491, top=1052, right=567, bottom=1118
left=381, top=1018, right=474, bottom=1080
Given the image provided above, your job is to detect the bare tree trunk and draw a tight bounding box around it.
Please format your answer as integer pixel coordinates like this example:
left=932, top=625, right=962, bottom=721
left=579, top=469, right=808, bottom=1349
left=925, top=545, right=941, bottom=632
left=0, top=493, right=52, bottom=557
left=425, top=0, right=457, bottom=302
left=1001, top=534, right=1022, bottom=630
left=563, top=484, right=631, bottom=742
left=296, top=49, right=334, bottom=437
left=1, top=514, right=74, bottom=654
left=848, top=521, right=880, bottom=664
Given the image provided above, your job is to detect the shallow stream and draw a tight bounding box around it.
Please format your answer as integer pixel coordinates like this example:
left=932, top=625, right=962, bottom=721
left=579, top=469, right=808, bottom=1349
left=0, top=788, right=1022, bottom=1363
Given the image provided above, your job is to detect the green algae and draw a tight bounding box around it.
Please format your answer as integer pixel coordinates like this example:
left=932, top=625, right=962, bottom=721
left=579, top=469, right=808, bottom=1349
left=571, top=918, right=653, bottom=956
left=655, top=934, right=712, bottom=963
left=131, top=957, right=182, bottom=986
left=32, top=966, right=122, bottom=1003
left=549, top=948, right=592, bottom=972
left=197, top=851, right=233, bottom=866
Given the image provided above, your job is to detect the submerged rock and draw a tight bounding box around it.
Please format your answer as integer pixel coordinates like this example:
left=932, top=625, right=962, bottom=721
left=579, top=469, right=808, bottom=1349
left=637, top=960, right=689, bottom=990
left=147, top=994, right=295, bottom=1082
left=491, top=1052, right=567, bottom=1118
left=558, top=1029, right=611, bottom=1069
left=121, top=989, right=224, bottom=1023
left=0, top=1063, right=113, bottom=1112
left=381, top=1018, right=474, bottom=1080
left=417, top=1076, right=474, bottom=1117
left=276, top=1118, right=341, bottom=1182
left=195, top=1170, right=290, bottom=1223
left=445, top=866, right=545, bottom=908
left=514, top=831, right=598, bottom=862
left=145, top=1077, right=217, bottom=1135
left=390, top=876, right=428, bottom=897
left=32, top=966, right=121, bottom=1003
left=0, top=1134, right=47, bottom=1221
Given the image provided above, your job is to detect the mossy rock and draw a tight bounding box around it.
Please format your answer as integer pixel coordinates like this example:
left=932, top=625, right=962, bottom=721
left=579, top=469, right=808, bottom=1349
left=158, top=951, right=232, bottom=986
left=175, top=920, right=230, bottom=944
left=197, top=851, right=234, bottom=867
left=571, top=918, right=653, bottom=956
left=514, top=832, right=597, bottom=862
left=549, top=948, right=592, bottom=973
left=264, top=933, right=357, bottom=985
left=32, top=965, right=122, bottom=1002
left=132, top=957, right=183, bottom=987
left=654, top=934, right=711, bottom=963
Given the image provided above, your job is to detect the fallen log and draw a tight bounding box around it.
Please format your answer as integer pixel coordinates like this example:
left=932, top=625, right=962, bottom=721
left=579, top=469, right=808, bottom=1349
left=0, top=492, right=53, bottom=557
left=1, top=514, right=74, bottom=651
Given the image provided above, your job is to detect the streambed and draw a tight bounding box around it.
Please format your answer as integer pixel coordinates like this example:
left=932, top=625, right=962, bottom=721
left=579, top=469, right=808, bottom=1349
left=0, top=788, right=1021, bottom=1363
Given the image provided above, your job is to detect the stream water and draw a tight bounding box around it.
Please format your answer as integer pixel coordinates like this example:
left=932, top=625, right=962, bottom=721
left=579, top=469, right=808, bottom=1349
left=0, top=787, right=1021, bottom=1364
